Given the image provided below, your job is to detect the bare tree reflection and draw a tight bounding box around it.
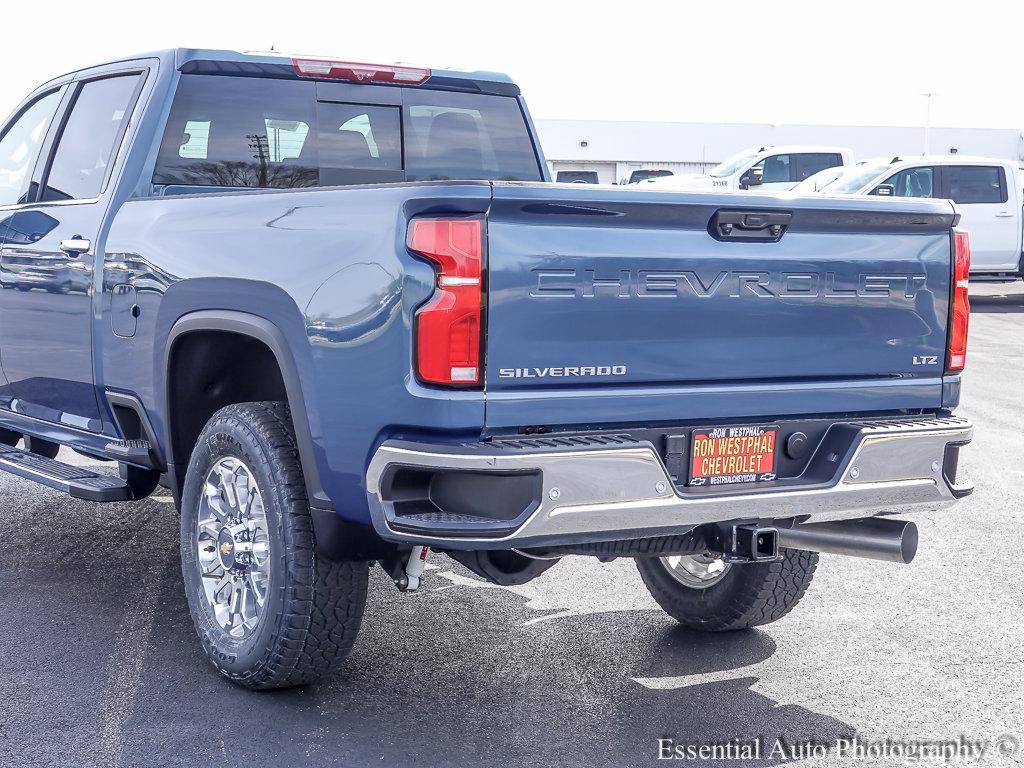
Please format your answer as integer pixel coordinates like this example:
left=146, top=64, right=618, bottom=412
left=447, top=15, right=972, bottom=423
left=155, top=160, right=317, bottom=189
left=156, top=134, right=317, bottom=189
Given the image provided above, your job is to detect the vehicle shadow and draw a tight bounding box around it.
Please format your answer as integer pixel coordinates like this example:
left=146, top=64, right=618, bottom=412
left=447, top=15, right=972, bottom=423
left=970, top=286, right=1024, bottom=313
left=128, top=562, right=854, bottom=768
left=0, top=493, right=855, bottom=768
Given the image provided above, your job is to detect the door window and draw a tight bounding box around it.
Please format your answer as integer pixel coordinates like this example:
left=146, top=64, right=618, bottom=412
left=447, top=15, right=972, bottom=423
left=41, top=75, right=141, bottom=202
left=942, top=165, right=1006, bottom=204
left=0, top=90, right=62, bottom=206
left=756, top=154, right=792, bottom=183
left=880, top=167, right=935, bottom=198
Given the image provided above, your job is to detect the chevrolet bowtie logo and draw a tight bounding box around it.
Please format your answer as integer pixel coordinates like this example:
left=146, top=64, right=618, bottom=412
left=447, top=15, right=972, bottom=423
left=220, top=542, right=233, bottom=555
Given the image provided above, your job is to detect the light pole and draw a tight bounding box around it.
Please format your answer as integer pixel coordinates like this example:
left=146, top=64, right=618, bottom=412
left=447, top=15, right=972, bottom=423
left=921, top=92, right=939, bottom=154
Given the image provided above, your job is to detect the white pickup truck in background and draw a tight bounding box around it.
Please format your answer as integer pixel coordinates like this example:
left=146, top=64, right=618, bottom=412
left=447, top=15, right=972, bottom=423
left=645, top=145, right=853, bottom=192
left=816, top=156, right=1024, bottom=277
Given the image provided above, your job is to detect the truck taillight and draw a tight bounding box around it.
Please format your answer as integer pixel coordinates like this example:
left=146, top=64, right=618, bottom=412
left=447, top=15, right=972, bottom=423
left=292, top=58, right=430, bottom=85
left=947, top=229, right=971, bottom=373
left=409, top=218, right=484, bottom=386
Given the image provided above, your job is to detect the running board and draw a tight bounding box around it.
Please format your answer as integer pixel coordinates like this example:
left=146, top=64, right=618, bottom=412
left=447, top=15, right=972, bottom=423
left=0, top=444, right=131, bottom=501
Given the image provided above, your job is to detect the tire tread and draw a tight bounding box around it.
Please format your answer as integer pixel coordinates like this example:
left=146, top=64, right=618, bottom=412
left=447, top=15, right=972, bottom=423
left=636, top=549, right=817, bottom=632
left=184, top=401, right=368, bottom=690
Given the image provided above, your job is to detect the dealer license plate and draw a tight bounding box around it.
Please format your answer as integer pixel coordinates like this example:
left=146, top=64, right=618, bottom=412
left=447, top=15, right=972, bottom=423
left=689, top=425, right=779, bottom=487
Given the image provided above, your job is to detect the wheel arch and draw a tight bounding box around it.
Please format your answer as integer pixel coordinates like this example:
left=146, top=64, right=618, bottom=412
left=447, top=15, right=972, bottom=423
left=163, top=310, right=328, bottom=511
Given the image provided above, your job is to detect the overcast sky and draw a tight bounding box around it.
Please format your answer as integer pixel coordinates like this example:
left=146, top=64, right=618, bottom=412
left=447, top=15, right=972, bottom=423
left=3, top=0, right=1019, bottom=130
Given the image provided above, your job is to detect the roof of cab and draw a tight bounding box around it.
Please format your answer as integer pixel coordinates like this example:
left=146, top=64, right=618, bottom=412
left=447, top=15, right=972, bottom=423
left=39, top=48, right=520, bottom=98
left=888, top=154, right=1015, bottom=167
left=855, top=155, right=1016, bottom=175
left=171, top=48, right=520, bottom=97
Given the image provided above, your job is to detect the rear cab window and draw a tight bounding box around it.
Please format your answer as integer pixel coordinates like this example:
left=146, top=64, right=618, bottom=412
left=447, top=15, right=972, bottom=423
left=402, top=89, right=540, bottom=182
left=795, top=153, right=842, bottom=181
left=555, top=171, right=599, bottom=184
left=318, top=102, right=403, bottom=186
left=627, top=169, right=672, bottom=184
left=941, top=165, right=1006, bottom=204
left=153, top=74, right=543, bottom=191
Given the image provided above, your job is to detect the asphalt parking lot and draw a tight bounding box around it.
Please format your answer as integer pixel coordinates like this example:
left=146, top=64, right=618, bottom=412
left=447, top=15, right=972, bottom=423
left=0, top=282, right=1021, bottom=768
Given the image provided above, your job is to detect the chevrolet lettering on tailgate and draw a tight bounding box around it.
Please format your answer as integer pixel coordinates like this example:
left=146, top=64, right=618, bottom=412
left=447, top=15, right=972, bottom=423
left=531, top=269, right=928, bottom=300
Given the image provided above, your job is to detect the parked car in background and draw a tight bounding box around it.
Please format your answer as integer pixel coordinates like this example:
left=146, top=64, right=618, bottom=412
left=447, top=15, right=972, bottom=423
left=789, top=164, right=850, bottom=193
left=555, top=170, right=600, bottom=184
left=624, top=168, right=673, bottom=184
left=643, top=145, right=853, bottom=191
left=817, top=155, right=1023, bottom=278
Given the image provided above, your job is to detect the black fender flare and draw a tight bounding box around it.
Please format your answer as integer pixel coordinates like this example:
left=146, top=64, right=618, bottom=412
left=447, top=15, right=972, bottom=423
left=163, top=310, right=330, bottom=512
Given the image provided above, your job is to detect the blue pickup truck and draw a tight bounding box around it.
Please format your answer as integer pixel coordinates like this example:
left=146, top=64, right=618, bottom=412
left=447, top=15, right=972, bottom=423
left=0, top=49, right=973, bottom=689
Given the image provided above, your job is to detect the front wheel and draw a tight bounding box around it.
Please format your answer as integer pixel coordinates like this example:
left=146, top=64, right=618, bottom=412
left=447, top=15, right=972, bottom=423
left=636, top=549, right=818, bottom=631
left=180, top=401, right=368, bottom=689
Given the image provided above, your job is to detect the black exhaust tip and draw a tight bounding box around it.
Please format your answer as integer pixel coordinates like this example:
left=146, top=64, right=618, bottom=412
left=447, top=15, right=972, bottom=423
left=777, top=518, right=919, bottom=564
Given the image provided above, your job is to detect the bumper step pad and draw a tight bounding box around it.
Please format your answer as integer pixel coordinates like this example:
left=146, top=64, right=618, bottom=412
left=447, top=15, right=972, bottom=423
left=104, top=439, right=153, bottom=464
left=0, top=444, right=131, bottom=502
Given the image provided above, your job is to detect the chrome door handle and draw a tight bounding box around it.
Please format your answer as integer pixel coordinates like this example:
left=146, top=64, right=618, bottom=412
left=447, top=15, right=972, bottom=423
left=995, top=212, right=1014, bottom=218
left=59, top=236, right=91, bottom=257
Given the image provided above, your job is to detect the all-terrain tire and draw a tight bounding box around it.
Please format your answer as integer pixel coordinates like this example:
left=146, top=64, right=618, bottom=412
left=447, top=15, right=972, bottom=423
left=635, top=549, right=818, bottom=631
left=180, top=401, right=368, bottom=689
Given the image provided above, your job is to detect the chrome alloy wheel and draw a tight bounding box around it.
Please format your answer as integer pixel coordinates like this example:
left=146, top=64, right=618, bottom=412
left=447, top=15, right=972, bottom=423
left=661, top=553, right=732, bottom=589
left=196, top=457, right=271, bottom=638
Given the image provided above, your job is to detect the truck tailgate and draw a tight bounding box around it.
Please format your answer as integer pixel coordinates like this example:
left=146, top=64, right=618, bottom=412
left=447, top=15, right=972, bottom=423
left=483, top=184, right=956, bottom=429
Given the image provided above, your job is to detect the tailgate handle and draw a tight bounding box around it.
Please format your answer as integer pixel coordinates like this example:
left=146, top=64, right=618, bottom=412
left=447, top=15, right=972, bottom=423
left=710, top=210, right=792, bottom=242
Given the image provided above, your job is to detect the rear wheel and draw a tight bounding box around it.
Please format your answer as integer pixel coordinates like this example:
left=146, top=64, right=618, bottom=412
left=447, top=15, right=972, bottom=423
left=180, top=401, right=368, bottom=689
left=636, top=549, right=817, bottom=631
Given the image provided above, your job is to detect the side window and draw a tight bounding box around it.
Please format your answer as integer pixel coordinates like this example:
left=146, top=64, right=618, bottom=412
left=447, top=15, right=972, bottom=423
left=316, top=102, right=402, bottom=186
left=0, top=90, right=62, bottom=206
left=796, top=153, right=842, bottom=181
left=154, top=75, right=318, bottom=189
left=880, top=167, right=935, bottom=198
left=943, top=165, right=1006, bottom=204
left=41, top=75, right=140, bottom=202
left=756, top=154, right=792, bottom=183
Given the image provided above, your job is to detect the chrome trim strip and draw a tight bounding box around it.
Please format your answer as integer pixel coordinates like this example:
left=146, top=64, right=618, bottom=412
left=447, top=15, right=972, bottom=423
left=365, top=417, right=973, bottom=548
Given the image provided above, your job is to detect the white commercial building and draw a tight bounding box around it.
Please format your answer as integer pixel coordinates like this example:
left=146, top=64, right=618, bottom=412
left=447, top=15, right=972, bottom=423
left=534, top=119, right=1024, bottom=184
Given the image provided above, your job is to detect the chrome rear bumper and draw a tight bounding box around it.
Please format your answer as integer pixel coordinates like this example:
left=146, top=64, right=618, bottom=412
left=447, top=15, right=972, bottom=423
left=365, top=416, right=973, bottom=549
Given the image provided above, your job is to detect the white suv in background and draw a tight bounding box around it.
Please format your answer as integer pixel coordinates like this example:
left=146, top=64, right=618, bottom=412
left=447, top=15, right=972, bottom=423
left=819, top=156, right=1023, bottom=277
left=645, top=145, right=853, bottom=192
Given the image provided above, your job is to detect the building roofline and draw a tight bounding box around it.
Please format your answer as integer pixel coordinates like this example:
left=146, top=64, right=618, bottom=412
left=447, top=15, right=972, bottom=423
left=535, top=116, right=1024, bottom=135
